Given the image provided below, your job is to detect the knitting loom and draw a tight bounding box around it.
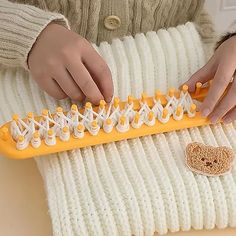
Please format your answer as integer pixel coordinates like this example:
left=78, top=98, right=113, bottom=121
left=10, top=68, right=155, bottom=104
left=0, top=83, right=212, bottom=159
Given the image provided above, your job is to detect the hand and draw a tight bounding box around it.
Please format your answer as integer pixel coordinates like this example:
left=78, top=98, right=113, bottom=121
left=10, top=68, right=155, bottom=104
left=184, top=36, right=236, bottom=124
left=28, top=23, right=113, bottom=105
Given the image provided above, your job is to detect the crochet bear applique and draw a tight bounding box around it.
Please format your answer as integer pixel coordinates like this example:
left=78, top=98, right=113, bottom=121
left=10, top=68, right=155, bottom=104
left=185, top=142, right=235, bottom=177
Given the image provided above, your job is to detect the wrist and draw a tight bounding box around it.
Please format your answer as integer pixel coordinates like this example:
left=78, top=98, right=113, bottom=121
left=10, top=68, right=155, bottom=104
left=215, top=32, right=236, bottom=50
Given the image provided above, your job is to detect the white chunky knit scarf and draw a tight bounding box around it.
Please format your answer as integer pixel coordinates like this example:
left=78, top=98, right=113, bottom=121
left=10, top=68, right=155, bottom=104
left=0, top=22, right=236, bottom=236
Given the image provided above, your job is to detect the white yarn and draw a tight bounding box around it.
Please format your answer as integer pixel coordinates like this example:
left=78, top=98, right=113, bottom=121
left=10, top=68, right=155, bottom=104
left=177, top=24, right=200, bottom=76
left=111, top=39, right=131, bottom=100
left=0, top=22, right=235, bottom=236
left=134, top=33, right=155, bottom=95
left=123, top=36, right=143, bottom=97
left=146, top=31, right=167, bottom=92
left=177, top=128, right=215, bottom=229
left=186, top=23, right=206, bottom=68
left=167, top=27, right=189, bottom=86
left=165, top=130, right=203, bottom=230
left=157, top=29, right=178, bottom=88
left=98, top=42, right=119, bottom=96
left=199, top=126, right=229, bottom=228
left=140, top=135, right=180, bottom=232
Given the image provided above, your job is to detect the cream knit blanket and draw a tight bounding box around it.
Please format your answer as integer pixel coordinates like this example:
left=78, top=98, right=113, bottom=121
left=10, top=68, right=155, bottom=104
left=0, top=22, right=236, bottom=236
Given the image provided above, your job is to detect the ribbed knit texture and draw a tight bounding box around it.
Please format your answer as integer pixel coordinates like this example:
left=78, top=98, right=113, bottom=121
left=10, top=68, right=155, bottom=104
left=0, top=0, right=70, bottom=67
left=0, top=22, right=236, bottom=236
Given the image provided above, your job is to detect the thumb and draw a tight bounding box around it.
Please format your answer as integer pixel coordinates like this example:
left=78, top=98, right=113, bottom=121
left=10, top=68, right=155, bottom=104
left=182, top=58, right=215, bottom=92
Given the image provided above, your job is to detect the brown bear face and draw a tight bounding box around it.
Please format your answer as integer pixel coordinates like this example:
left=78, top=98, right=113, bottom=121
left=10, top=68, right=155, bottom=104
left=185, top=142, right=234, bottom=176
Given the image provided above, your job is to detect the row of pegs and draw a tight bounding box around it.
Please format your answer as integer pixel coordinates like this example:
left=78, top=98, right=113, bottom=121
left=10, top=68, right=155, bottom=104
left=15, top=104, right=197, bottom=150
left=9, top=83, right=202, bottom=150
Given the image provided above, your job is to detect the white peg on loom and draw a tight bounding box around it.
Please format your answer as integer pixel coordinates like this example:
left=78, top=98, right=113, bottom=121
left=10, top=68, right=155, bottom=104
left=131, top=112, right=142, bottom=129
left=187, top=103, right=197, bottom=118
left=58, top=107, right=68, bottom=125
left=31, top=131, right=41, bottom=148
left=110, top=97, right=121, bottom=124
left=84, top=102, right=93, bottom=121
left=112, top=97, right=120, bottom=111
left=97, top=100, right=107, bottom=126
left=152, top=92, right=163, bottom=118
left=27, top=112, right=36, bottom=134
left=145, top=111, right=156, bottom=126
left=10, top=114, right=21, bottom=141
left=45, top=129, right=56, bottom=146
left=155, top=90, right=162, bottom=102
left=54, top=107, right=64, bottom=121
left=173, top=105, right=184, bottom=121
left=98, top=100, right=106, bottom=114
left=103, top=118, right=113, bottom=133
left=140, top=92, right=147, bottom=104
left=73, top=123, right=85, bottom=139
left=41, top=109, right=50, bottom=131
left=168, top=88, right=175, bottom=98
left=68, top=104, right=79, bottom=127
left=88, top=120, right=100, bottom=136
left=16, top=135, right=28, bottom=150
left=125, top=95, right=135, bottom=122
left=116, top=115, right=129, bottom=133
left=159, top=108, right=170, bottom=124
left=53, top=107, right=66, bottom=135
left=59, top=126, right=70, bottom=141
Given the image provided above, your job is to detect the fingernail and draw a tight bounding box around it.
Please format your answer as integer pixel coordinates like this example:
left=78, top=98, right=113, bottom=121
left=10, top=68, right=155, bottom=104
left=201, top=108, right=210, bottom=117
left=106, top=96, right=113, bottom=103
left=223, top=117, right=232, bottom=124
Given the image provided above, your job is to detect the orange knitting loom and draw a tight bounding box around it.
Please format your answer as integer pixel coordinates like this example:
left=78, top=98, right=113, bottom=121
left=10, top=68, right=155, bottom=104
left=0, top=83, right=212, bottom=159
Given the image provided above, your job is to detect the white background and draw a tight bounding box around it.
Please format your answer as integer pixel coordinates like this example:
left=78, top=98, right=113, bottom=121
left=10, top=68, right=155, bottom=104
left=205, top=0, right=236, bottom=33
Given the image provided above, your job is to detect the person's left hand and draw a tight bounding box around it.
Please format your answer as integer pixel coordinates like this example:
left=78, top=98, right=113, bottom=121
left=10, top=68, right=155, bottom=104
left=184, top=35, right=236, bottom=124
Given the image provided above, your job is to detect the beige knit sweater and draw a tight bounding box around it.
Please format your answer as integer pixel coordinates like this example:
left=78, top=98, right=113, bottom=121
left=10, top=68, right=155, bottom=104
left=0, top=0, right=216, bottom=68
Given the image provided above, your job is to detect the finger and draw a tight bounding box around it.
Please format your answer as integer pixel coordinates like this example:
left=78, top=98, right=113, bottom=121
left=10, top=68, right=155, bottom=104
left=183, top=57, right=215, bottom=92
left=209, top=81, right=236, bottom=123
left=200, top=62, right=235, bottom=117
left=83, top=46, right=114, bottom=102
left=66, top=61, right=104, bottom=105
left=52, top=67, right=85, bottom=102
left=223, top=106, right=236, bottom=124
left=33, top=75, right=67, bottom=100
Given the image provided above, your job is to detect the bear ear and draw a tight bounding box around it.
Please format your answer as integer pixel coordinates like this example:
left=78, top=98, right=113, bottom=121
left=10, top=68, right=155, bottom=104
left=221, top=147, right=234, bottom=162
left=186, top=142, right=202, bottom=155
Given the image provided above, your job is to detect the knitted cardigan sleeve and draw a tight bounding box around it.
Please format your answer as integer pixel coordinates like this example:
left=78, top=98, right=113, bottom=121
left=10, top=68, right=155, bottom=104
left=0, top=0, right=70, bottom=68
left=216, top=21, right=236, bottom=49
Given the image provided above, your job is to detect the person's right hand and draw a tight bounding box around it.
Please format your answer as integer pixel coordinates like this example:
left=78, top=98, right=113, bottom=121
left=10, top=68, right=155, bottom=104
left=184, top=35, right=236, bottom=124
left=28, top=23, right=113, bottom=105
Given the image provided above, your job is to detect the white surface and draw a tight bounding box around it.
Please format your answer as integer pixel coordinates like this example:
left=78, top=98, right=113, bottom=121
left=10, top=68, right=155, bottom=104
left=205, top=0, right=236, bottom=33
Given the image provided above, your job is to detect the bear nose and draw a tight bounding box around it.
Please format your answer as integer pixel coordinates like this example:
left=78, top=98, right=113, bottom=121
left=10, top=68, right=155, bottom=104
left=206, top=162, right=212, bottom=166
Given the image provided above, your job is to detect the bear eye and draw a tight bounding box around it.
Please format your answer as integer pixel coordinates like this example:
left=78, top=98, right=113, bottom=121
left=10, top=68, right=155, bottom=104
left=214, top=160, right=217, bottom=163
left=201, top=158, right=205, bottom=161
